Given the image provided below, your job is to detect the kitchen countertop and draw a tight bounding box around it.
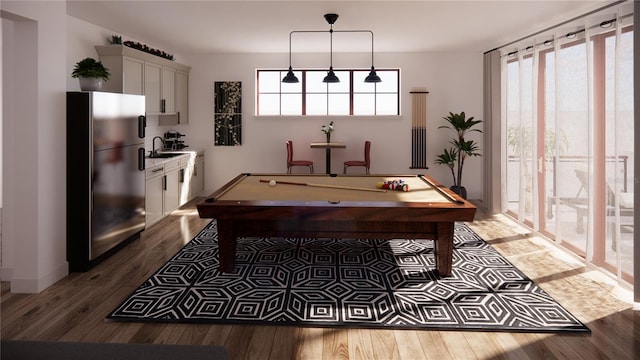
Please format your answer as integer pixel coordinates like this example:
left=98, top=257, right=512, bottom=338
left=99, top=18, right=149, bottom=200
left=145, top=149, right=202, bottom=168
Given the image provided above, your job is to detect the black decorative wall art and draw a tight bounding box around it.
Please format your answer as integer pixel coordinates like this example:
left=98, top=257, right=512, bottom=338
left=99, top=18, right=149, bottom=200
left=214, top=81, right=242, bottom=146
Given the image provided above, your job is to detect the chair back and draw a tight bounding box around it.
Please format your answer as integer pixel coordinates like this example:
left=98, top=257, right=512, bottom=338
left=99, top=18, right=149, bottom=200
left=364, top=141, right=371, bottom=165
left=286, top=140, right=293, bottom=164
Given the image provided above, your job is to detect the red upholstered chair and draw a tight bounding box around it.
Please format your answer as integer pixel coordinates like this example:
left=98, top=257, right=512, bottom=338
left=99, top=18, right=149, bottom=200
left=286, top=140, right=314, bottom=173
left=344, top=141, right=371, bottom=174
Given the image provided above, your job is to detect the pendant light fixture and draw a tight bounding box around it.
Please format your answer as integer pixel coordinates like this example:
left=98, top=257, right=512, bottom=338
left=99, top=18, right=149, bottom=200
left=282, top=31, right=299, bottom=83
left=283, top=13, right=381, bottom=84
left=323, top=14, right=340, bottom=83
left=364, top=30, right=381, bottom=83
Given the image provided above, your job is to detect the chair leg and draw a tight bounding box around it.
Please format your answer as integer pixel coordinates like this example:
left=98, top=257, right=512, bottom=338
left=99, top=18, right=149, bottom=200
left=287, top=166, right=291, bottom=174
left=309, top=165, right=314, bottom=173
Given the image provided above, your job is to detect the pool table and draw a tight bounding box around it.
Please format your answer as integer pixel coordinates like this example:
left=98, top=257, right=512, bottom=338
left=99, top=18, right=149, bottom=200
left=196, top=173, right=477, bottom=277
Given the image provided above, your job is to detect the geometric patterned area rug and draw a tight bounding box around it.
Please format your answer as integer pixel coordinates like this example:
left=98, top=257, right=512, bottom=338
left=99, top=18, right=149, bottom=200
left=107, top=221, right=590, bottom=333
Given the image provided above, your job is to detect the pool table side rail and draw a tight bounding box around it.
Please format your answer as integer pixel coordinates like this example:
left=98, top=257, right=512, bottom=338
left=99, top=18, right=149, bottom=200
left=204, top=173, right=473, bottom=204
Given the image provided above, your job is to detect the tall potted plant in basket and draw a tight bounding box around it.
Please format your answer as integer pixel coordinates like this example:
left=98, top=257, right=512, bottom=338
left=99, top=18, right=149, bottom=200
left=434, top=111, right=482, bottom=199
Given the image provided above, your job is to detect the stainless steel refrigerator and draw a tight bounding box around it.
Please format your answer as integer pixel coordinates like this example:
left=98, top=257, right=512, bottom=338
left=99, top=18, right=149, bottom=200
left=67, top=91, right=146, bottom=271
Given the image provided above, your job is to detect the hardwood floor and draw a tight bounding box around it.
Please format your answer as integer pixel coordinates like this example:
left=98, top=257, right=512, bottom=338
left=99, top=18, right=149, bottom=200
left=2, top=198, right=639, bottom=359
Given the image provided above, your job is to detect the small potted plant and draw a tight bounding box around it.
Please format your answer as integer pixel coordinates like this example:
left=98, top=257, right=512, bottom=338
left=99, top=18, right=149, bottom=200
left=108, top=35, right=122, bottom=45
left=434, top=111, right=482, bottom=199
left=71, top=57, right=110, bottom=91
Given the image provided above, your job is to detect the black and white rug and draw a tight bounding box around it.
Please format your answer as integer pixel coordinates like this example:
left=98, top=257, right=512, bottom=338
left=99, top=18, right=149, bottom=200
left=107, top=221, right=590, bottom=333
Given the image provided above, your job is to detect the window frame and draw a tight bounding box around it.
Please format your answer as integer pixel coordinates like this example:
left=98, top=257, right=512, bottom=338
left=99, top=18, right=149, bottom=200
left=256, top=68, right=400, bottom=116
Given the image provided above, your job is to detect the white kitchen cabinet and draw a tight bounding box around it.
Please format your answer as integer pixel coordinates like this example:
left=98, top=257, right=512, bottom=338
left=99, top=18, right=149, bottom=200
left=96, top=54, right=144, bottom=95
left=145, top=165, right=165, bottom=227
left=96, top=45, right=190, bottom=122
left=145, top=152, right=203, bottom=228
left=163, top=160, right=181, bottom=216
left=190, top=154, right=204, bottom=198
left=122, top=57, right=144, bottom=95
left=178, top=157, right=192, bottom=207
left=144, top=62, right=162, bottom=114
left=175, top=70, right=189, bottom=124
left=146, top=64, right=176, bottom=116
left=161, top=67, right=176, bottom=114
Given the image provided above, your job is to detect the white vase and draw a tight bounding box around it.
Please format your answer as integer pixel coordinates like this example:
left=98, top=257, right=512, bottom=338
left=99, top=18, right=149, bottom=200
left=79, top=78, right=103, bottom=91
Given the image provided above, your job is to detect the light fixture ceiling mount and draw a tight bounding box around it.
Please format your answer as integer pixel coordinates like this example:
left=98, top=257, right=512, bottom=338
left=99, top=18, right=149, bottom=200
left=283, top=13, right=381, bottom=84
left=324, top=13, right=339, bottom=25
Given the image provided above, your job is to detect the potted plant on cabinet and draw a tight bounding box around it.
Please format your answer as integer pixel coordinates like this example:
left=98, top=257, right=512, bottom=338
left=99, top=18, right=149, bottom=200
left=108, top=35, right=122, bottom=45
left=434, top=111, right=482, bottom=199
left=71, top=57, right=110, bottom=91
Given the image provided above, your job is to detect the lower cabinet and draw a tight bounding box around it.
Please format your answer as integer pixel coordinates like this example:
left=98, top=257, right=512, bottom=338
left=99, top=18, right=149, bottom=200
left=145, top=152, right=205, bottom=228
left=178, top=158, right=192, bottom=207
left=190, top=154, right=205, bottom=198
left=145, top=165, right=165, bottom=227
left=163, top=161, right=181, bottom=216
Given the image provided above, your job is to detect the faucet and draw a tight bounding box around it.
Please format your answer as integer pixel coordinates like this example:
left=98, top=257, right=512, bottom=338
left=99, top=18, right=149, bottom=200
left=151, top=136, right=164, bottom=156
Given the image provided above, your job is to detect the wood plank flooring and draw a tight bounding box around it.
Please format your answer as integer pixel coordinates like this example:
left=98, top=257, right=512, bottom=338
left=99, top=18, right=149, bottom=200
left=2, top=198, right=639, bottom=359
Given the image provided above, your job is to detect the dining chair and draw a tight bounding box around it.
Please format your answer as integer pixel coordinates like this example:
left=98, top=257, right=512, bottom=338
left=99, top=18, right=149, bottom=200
left=286, top=140, right=314, bottom=173
left=343, top=140, right=371, bottom=174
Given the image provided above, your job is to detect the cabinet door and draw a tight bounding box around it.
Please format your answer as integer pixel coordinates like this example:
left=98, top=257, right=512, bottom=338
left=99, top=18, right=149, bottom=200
left=123, top=57, right=144, bottom=95
left=163, top=168, right=180, bottom=215
left=145, top=171, right=164, bottom=227
left=162, top=67, right=176, bottom=113
left=190, top=156, right=204, bottom=198
left=175, top=70, right=189, bottom=124
left=144, top=62, right=162, bottom=114
left=178, top=165, right=192, bottom=206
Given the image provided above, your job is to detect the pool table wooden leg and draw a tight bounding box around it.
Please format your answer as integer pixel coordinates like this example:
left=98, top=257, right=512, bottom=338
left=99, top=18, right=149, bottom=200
left=434, top=222, right=454, bottom=277
left=216, top=220, right=236, bottom=273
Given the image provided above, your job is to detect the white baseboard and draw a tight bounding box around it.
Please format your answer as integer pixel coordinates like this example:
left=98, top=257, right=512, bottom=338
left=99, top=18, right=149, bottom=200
left=0, top=266, right=13, bottom=282
left=7, top=262, right=68, bottom=293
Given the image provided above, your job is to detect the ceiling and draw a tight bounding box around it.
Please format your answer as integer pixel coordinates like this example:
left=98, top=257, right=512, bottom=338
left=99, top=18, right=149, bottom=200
left=66, top=0, right=616, bottom=55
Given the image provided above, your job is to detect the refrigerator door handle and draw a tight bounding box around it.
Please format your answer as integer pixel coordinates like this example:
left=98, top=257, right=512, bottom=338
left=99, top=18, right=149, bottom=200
left=138, top=115, right=146, bottom=138
left=138, top=148, right=146, bottom=171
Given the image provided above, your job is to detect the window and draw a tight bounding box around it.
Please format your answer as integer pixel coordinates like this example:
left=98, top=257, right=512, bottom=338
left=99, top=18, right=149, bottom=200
left=256, top=69, right=399, bottom=116
left=503, top=22, right=634, bottom=284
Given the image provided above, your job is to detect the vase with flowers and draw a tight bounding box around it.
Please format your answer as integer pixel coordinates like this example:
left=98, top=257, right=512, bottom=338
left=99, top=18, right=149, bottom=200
left=321, top=121, right=334, bottom=143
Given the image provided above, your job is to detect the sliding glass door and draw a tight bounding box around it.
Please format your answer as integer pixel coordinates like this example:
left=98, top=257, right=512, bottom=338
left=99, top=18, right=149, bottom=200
left=503, top=13, right=634, bottom=284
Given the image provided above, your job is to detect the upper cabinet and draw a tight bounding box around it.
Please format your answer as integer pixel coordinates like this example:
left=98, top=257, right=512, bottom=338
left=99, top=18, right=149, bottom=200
left=123, top=57, right=144, bottom=95
left=175, top=70, right=189, bottom=123
left=144, top=62, right=162, bottom=114
left=96, top=45, right=191, bottom=124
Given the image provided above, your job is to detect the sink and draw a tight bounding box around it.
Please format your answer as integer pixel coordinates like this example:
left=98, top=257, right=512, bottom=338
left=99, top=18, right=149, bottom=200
left=147, top=153, right=183, bottom=159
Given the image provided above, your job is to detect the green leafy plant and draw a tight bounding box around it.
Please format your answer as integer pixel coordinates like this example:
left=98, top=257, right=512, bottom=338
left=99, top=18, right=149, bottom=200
left=108, top=35, right=122, bottom=45
left=507, top=125, right=569, bottom=159
left=434, top=112, right=482, bottom=193
left=71, top=57, right=110, bottom=81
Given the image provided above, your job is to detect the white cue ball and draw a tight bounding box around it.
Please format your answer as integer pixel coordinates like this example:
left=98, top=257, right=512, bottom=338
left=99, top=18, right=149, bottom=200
left=269, top=180, right=277, bottom=187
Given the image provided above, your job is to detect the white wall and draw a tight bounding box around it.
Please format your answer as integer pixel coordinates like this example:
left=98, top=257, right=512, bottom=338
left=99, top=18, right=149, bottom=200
left=1, top=1, right=68, bottom=293
left=181, top=51, right=484, bottom=198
